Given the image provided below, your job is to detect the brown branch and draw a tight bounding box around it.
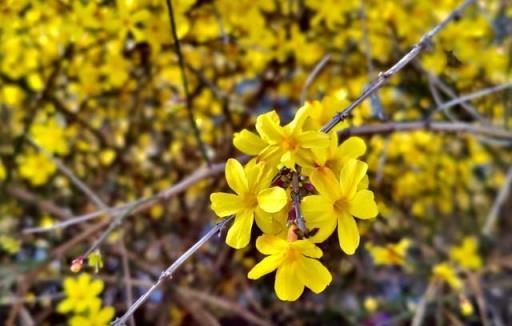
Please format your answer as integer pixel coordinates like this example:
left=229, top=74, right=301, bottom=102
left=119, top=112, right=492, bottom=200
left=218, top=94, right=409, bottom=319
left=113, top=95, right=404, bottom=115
left=482, top=167, right=512, bottom=236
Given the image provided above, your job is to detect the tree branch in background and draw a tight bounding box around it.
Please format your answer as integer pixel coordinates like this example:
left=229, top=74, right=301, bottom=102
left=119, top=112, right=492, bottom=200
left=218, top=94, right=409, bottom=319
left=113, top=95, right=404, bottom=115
left=165, top=0, right=211, bottom=165
left=321, top=0, right=477, bottom=133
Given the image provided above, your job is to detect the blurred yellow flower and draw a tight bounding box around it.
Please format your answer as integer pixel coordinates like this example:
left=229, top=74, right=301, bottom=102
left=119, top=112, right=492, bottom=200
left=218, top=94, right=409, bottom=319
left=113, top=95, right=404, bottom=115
left=210, top=159, right=287, bottom=248
left=433, top=262, right=462, bottom=290
left=0, top=159, right=6, bottom=181
left=18, top=152, right=57, bottom=186
left=450, top=236, right=482, bottom=270
left=248, top=234, right=332, bottom=301
left=366, top=239, right=411, bottom=267
left=30, top=118, right=69, bottom=155
left=57, top=274, right=104, bottom=314
left=69, top=301, right=114, bottom=326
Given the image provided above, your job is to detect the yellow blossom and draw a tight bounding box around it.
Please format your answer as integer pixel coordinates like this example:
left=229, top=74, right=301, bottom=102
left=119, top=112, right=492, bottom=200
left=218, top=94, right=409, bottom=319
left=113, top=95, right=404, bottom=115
left=366, top=239, right=411, bottom=266
left=302, top=159, right=378, bottom=254
left=450, top=236, right=482, bottom=270
left=57, top=274, right=104, bottom=314
left=210, top=159, right=288, bottom=248
left=69, top=301, right=114, bottom=326
left=248, top=234, right=332, bottom=301
left=30, top=118, right=69, bottom=155
left=0, top=159, right=5, bottom=181
left=433, top=262, right=462, bottom=290
left=233, top=106, right=329, bottom=169
left=18, top=152, right=57, bottom=186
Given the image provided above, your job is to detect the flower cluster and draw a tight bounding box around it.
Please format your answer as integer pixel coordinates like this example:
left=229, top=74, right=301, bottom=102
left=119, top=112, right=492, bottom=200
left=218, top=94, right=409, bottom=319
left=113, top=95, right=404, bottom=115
left=211, top=102, right=379, bottom=300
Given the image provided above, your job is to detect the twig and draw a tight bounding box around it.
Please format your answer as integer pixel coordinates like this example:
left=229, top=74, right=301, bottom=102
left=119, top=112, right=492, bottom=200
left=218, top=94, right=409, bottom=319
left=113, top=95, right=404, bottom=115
left=415, top=62, right=486, bottom=123
left=337, top=120, right=512, bottom=141
left=411, top=279, right=438, bottom=326
left=22, top=160, right=231, bottom=234
left=111, top=216, right=233, bottom=326
left=119, top=235, right=135, bottom=326
left=300, top=54, right=331, bottom=103
left=165, top=0, right=211, bottom=165
left=321, top=0, right=477, bottom=133
left=28, top=138, right=107, bottom=210
left=482, top=167, right=512, bottom=236
left=435, top=83, right=512, bottom=115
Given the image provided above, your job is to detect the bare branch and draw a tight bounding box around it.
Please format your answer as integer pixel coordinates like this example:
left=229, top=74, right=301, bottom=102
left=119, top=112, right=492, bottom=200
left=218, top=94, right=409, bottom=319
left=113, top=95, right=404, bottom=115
left=300, top=54, right=331, bottom=103
left=482, top=167, right=512, bottom=236
left=111, top=217, right=233, bottom=326
left=321, top=0, right=477, bottom=133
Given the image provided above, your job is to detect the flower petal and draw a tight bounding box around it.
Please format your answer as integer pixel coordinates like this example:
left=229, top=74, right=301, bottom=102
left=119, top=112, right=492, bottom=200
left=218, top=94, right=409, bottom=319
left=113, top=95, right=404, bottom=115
left=256, top=111, right=284, bottom=143
left=275, top=262, right=304, bottom=301
left=339, top=159, right=367, bottom=199
left=99, top=306, right=115, bottom=323
left=296, top=130, right=329, bottom=149
left=349, top=190, right=378, bottom=219
left=248, top=254, right=283, bottom=280
left=337, top=212, right=360, bottom=255
left=337, top=137, right=366, bottom=162
left=291, top=240, right=323, bottom=258
left=302, top=195, right=336, bottom=243
left=257, top=187, right=287, bottom=213
left=233, top=130, right=267, bottom=155
left=255, top=207, right=287, bottom=235
left=89, top=279, right=104, bottom=296
left=225, top=158, right=249, bottom=194
left=255, top=234, right=288, bottom=255
left=210, top=192, right=242, bottom=217
left=296, top=257, right=332, bottom=293
left=309, top=167, right=341, bottom=202
left=226, top=210, right=254, bottom=249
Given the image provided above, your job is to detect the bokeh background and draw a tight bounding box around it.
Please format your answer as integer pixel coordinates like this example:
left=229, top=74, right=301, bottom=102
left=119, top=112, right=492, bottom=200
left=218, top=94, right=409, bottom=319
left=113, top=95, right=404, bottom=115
left=1, top=0, right=512, bottom=325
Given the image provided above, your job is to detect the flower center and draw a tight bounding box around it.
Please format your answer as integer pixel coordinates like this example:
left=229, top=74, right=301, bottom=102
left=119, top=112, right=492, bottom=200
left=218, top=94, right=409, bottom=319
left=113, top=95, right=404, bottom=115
left=333, top=198, right=348, bottom=213
left=242, top=193, right=258, bottom=209
left=281, top=137, right=298, bottom=151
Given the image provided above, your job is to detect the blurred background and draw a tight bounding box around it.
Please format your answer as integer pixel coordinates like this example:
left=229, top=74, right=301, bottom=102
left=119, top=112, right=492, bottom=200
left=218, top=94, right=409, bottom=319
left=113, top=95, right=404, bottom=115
left=1, top=0, right=512, bottom=325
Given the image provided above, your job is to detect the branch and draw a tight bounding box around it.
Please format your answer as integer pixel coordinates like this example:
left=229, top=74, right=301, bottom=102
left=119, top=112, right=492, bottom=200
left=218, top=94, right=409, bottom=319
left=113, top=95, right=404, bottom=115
left=482, top=167, right=512, bottom=236
left=111, top=216, right=233, bottom=326
left=165, top=0, right=211, bottom=165
left=338, top=120, right=512, bottom=141
left=300, top=54, right=331, bottom=103
left=22, top=160, right=231, bottom=234
left=320, top=0, right=477, bottom=133
left=435, top=83, right=512, bottom=114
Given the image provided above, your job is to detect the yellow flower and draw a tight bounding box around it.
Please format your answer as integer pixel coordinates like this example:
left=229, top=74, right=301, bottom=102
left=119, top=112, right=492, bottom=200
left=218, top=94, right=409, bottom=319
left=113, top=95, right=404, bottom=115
left=30, top=118, right=69, bottom=155
left=305, top=132, right=366, bottom=177
left=433, top=262, right=462, bottom=290
left=0, top=159, right=6, bottom=181
left=57, top=274, right=104, bottom=314
left=210, top=159, right=288, bottom=249
left=304, top=95, right=349, bottom=131
left=233, top=106, right=329, bottom=169
left=17, top=152, right=57, bottom=186
left=302, top=159, right=378, bottom=254
left=69, top=301, right=114, bottom=326
left=450, top=237, right=482, bottom=270
left=366, top=239, right=411, bottom=266
left=248, top=234, right=332, bottom=301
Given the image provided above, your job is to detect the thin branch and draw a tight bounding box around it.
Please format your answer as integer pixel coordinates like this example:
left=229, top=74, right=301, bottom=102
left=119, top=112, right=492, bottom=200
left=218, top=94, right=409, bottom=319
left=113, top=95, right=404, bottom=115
left=411, top=279, right=438, bottom=326
left=111, top=217, right=233, bottom=326
left=119, top=235, right=135, bottom=326
left=165, top=0, right=211, bottom=165
left=300, top=54, right=331, bottom=103
left=482, top=167, right=512, bottom=236
left=28, top=138, right=108, bottom=210
left=435, top=83, right=512, bottom=114
left=338, top=120, right=512, bottom=141
left=321, top=0, right=477, bottom=133
left=22, top=160, right=231, bottom=234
